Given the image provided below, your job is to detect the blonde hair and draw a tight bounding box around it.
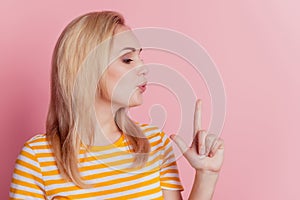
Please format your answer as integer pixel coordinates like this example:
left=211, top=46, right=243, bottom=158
left=46, top=10, right=150, bottom=188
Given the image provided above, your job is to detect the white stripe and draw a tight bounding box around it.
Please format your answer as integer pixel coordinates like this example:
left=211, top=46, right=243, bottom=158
left=42, top=174, right=63, bottom=182
left=18, top=154, right=39, bottom=168
left=45, top=158, right=161, bottom=188
left=140, top=124, right=159, bottom=130
left=27, top=134, right=45, bottom=142
left=81, top=146, right=161, bottom=166
left=84, top=165, right=161, bottom=184
left=38, top=156, right=55, bottom=162
left=96, top=180, right=161, bottom=199
left=37, top=139, right=163, bottom=163
left=12, top=173, right=44, bottom=189
left=10, top=182, right=43, bottom=195
left=29, top=141, right=48, bottom=146
left=15, top=163, right=42, bottom=180
left=161, top=165, right=178, bottom=171
left=54, top=177, right=161, bottom=198
left=42, top=147, right=162, bottom=181
left=79, top=151, right=162, bottom=175
left=131, top=190, right=163, bottom=200
left=82, top=145, right=129, bottom=155
left=161, top=172, right=180, bottom=178
left=41, top=165, right=58, bottom=172
left=21, top=145, right=34, bottom=154
left=47, top=170, right=159, bottom=193
left=148, top=135, right=162, bottom=143
left=34, top=149, right=53, bottom=154
left=143, top=128, right=161, bottom=136
left=9, top=191, right=44, bottom=200
left=161, top=182, right=183, bottom=189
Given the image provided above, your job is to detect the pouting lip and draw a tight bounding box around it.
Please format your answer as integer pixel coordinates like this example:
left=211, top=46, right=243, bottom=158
left=137, top=81, right=147, bottom=87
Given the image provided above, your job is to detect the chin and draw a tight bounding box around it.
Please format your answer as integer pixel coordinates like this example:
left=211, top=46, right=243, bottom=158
left=128, top=91, right=143, bottom=107
left=128, top=100, right=143, bottom=108
left=129, top=97, right=143, bottom=107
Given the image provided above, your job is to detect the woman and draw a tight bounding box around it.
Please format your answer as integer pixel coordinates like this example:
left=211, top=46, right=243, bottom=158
left=10, top=11, right=224, bottom=200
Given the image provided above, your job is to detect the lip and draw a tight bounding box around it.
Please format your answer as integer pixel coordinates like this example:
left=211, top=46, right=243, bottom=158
left=137, top=82, right=147, bottom=93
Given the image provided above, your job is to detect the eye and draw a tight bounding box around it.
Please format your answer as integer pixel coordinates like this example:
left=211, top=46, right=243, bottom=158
left=122, top=58, right=133, bottom=64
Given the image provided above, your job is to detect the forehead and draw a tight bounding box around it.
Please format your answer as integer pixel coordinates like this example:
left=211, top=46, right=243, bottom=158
left=109, top=26, right=141, bottom=61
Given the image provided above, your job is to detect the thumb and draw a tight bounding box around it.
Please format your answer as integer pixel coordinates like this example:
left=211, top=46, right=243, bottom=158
left=170, top=134, right=189, bottom=155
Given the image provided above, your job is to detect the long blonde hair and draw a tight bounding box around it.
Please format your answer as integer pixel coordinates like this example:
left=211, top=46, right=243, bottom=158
left=46, top=10, right=150, bottom=188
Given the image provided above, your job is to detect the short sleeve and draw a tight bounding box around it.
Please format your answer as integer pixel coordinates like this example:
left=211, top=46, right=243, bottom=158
left=159, top=131, right=184, bottom=191
left=10, top=142, right=46, bottom=199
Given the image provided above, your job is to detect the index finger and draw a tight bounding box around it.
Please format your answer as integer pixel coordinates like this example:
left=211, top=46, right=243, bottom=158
left=193, top=99, right=202, bottom=136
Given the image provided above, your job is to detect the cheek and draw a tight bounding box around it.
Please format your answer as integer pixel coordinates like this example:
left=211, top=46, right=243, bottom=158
left=105, top=65, right=137, bottom=95
left=107, top=65, right=137, bottom=89
left=105, top=63, right=126, bottom=87
left=106, top=69, right=121, bottom=89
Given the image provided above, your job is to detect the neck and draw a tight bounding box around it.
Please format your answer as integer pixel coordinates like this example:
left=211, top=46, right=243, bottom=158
left=93, top=97, right=124, bottom=145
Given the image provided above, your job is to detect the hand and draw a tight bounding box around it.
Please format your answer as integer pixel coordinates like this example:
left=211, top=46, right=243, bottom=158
left=170, top=99, right=225, bottom=174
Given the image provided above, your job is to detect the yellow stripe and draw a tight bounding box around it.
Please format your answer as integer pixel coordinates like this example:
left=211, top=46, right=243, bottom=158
left=40, top=168, right=59, bottom=176
left=163, top=145, right=173, bottom=157
left=47, top=171, right=160, bottom=195
left=80, top=141, right=163, bottom=163
left=12, top=178, right=42, bottom=190
left=10, top=187, right=44, bottom=199
left=31, top=144, right=52, bottom=150
left=16, top=160, right=40, bottom=175
left=162, top=160, right=177, bottom=169
left=27, top=136, right=46, bottom=144
left=160, top=176, right=181, bottom=182
left=14, top=168, right=43, bottom=185
left=160, top=168, right=179, bottom=176
left=106, top=186, right=162, bottom=200
left=147, top=131, right=161, bottom=139
left=161, top=182, right=184, bottom=190
left=20, top=150, right=36, bottom=161
left=143, top=126, right=158, bottom=132
left=36, top=152, right=54, bottom=158
left=139, top=123, right=149, bottom=127
left=80, top=151, right=161, bottom=173
left=40, top=140, right=161, bottom=167
left=67, top=176, right=161, bottom=199
left=44, top=155, right=162, bottom=186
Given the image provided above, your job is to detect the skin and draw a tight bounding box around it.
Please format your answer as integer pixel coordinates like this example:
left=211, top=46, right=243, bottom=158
left=169, top=99, right=225, bottom=200
left=94, top=25, right=225, bottom=200
left=94, top=25, right=148, bottom=145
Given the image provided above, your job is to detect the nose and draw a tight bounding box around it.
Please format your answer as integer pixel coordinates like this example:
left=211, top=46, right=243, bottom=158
left=137, top=63, right=149, bottom=76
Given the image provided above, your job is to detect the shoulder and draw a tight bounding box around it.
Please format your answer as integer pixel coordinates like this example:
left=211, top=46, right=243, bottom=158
left=25, top=133, right=49, bottom=147
left=20, top=133, right=51, bottom=154
left=15, top=133, right=53, bottom=166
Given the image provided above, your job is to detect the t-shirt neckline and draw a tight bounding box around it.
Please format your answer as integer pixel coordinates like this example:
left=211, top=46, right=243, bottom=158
left=90, top=133, right=125, bottom=151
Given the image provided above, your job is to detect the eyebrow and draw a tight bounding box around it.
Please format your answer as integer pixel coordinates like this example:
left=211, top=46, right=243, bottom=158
left=119, top=47, right=143, bottom=53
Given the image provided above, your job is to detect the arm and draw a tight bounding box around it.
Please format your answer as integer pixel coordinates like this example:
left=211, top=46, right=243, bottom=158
left=162, top=189, right=183, bottom=200
left=162, top=170, right=219, bottom=200
left=188, top=170, right=219, bottom=200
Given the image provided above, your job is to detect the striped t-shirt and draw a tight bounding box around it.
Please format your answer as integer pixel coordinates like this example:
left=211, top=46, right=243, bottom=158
left=10, top=123, right=184, bottom=199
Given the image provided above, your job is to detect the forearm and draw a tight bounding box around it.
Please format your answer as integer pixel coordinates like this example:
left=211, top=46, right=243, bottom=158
left=188, top=170, right=219, bottom=200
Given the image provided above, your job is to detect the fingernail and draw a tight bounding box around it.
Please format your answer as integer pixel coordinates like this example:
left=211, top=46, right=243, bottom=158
left=200, top=146, right=206, bottom=155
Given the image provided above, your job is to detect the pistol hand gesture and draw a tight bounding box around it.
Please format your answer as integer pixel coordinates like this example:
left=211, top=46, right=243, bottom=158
left=170, top=99, right=225, bottom=174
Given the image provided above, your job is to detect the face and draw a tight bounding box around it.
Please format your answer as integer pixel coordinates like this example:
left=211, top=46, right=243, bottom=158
left=99, top=25, right=148, bottom=108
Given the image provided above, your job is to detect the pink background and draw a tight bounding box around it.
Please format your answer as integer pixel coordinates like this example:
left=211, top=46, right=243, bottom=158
left=1, top=0, right=299, bottom=199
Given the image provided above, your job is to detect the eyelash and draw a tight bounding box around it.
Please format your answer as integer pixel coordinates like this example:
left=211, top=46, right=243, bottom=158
left=122, top=58, right=133, bottom=64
